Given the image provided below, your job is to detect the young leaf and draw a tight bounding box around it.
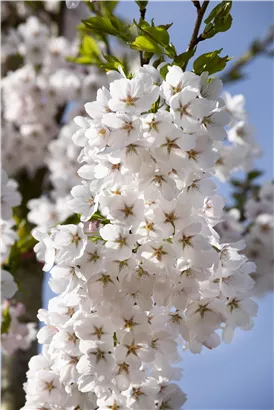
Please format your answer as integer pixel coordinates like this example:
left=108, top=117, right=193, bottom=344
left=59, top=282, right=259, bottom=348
left=100, top=54, right=125, bottom=72
left=193, top=49, right=231, bottom=75
left=204, top=1, right=232, bottom=25
left=131, top=35, right=165, bottom=55
left=203, top=1, right=233, bottom=39
left=173, top=49, right=196, bottom=68
left=67, top=56, right=94, bottom=65
left=82, top=15, right=130, bottom=41
left=80, top=35, right=100, bottom=57
left=101, top=1, right=119, bottom=15
left=134, top=20, right=176, bottom=57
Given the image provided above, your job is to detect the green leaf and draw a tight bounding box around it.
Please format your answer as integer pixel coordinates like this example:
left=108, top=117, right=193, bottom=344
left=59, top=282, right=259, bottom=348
left=83, top=16, right=118, bottom=35
left=90, top=211, right=110, bottom=225
left=100, top=54, right=125, bottom=72
left=204, top=1, right=232, bottom=24
left=247, top=170, right=263, bottom=181
left=136, top=22, right=171, bottom=47
left=135, top=1, right=148, bottom=10
left=133, top=21, right=176, bottom=58
left=7, top=242, right=21, bottom=275
left=159, top=63, right=169, bottom=79
left=193, top=49, right=231, bottom=75
left=1, top=306, right=11, bottom=335
left=173, top=49, right=196, bottom=68
left=153, top=56, right=165, bottom=68
left=67, top=56, right=94, bottom=65
left=203, top=1, right=233, bottom=39
left=82, top=15, right=130, bottom=41
left=131, top=35, right=165, bottom=54
left=230, top=179, right=243, bottom=188
left=102, top=1, right=119, bottom=14
left=67, top=34, right=102, bottom=66
left=80, top=35, right=100, bottom=57
left=158, top=23, right=173, bottom=31
left=17, top=234, right=37, bottom=253
left=61, top=214, right=81, bottom=225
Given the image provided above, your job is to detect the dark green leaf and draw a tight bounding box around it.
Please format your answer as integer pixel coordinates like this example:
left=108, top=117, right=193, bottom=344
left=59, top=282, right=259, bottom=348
left=230, top=179, right=243, bottom=187
left=203, top=1, right=232, bottom=39
left=193, top=49, right=231, bottom=75
left=173, top=49, right=196, bottom=68
left=159, top=63, right=169, bottom=79
left=90, top=211, right=110, bottom=225
left=247, top=170, right=263, bottom=181
left=61, top=214, right=81, bottom=225
left=204, top=1, right=232, bottom=24
left=153, top=56, right=165, bottom=68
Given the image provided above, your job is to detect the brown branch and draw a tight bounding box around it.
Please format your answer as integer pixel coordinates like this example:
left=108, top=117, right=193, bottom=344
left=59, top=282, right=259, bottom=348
left=192, top=1, right=201, bottom=11
left=221, top=25, right=274, bottom=83
left=187, top=1, right=209, bottom=51
left=183, top=1, right=209, bottom=70
left=138, top=5, right=148, bottom=66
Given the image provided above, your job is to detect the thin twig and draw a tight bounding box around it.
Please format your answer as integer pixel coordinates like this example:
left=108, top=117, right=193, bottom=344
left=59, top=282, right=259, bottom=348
left=221, top=25, right=274, bottom=83
left=139, top=6, right=147, bottom=66
left=192, top=1, right=201, bottom=11
left=183, top=1, right=209, bottom=70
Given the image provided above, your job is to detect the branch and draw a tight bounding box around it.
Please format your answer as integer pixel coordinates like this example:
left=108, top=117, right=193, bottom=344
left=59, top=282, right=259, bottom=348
left=192, top=1, right=201, bottom=11
left=138, top=6, right=147, bottom=66
left=221, top=25, right=274, bottom=84
left=183, top=1, right=209, bottom=70
left=187, top=1, right=209, bottom=51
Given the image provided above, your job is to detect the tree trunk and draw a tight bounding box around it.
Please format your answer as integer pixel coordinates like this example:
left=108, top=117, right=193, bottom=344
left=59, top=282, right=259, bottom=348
left=1, top=256, right=44, bottom=410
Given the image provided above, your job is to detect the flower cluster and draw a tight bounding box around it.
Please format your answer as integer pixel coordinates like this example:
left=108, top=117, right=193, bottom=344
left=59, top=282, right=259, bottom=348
left=1, top=169, right=36, bottom=353
left=244, top=181, right=273, bottom=295
left=27, top=121, right=82, bottom=231
left=218, top=181, right=274, bottom=296
left=1, top=15, right=106, bottom=174
left=215, top=92, right=261, bottom=182
left=1, top=301, right=37, bottom=355
left=1, top=169, right=21, bottom=286
left=23, top=66, right=257, bottom=410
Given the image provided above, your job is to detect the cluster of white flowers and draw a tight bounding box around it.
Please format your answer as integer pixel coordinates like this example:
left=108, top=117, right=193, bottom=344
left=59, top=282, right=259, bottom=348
left=218, top=181, right=273, bottom=296
left=214, top=92, right=261, bottom=182
left=1, top=300, right=37, bottom=355
left=1, top=169, right=36, bottom=353
left=244, top=181, right=273, bottom=295
left=22, top=65, right=259, bottom=410
left=1, top=169, right=21, bottom=293
left=1, top=15, right=106, bottom=175
left=27, top=121, right=82, bottom=231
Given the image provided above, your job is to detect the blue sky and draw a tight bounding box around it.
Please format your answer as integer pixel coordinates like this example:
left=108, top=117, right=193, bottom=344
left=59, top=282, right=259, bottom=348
left=44, top=2, right=274, bottom=409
